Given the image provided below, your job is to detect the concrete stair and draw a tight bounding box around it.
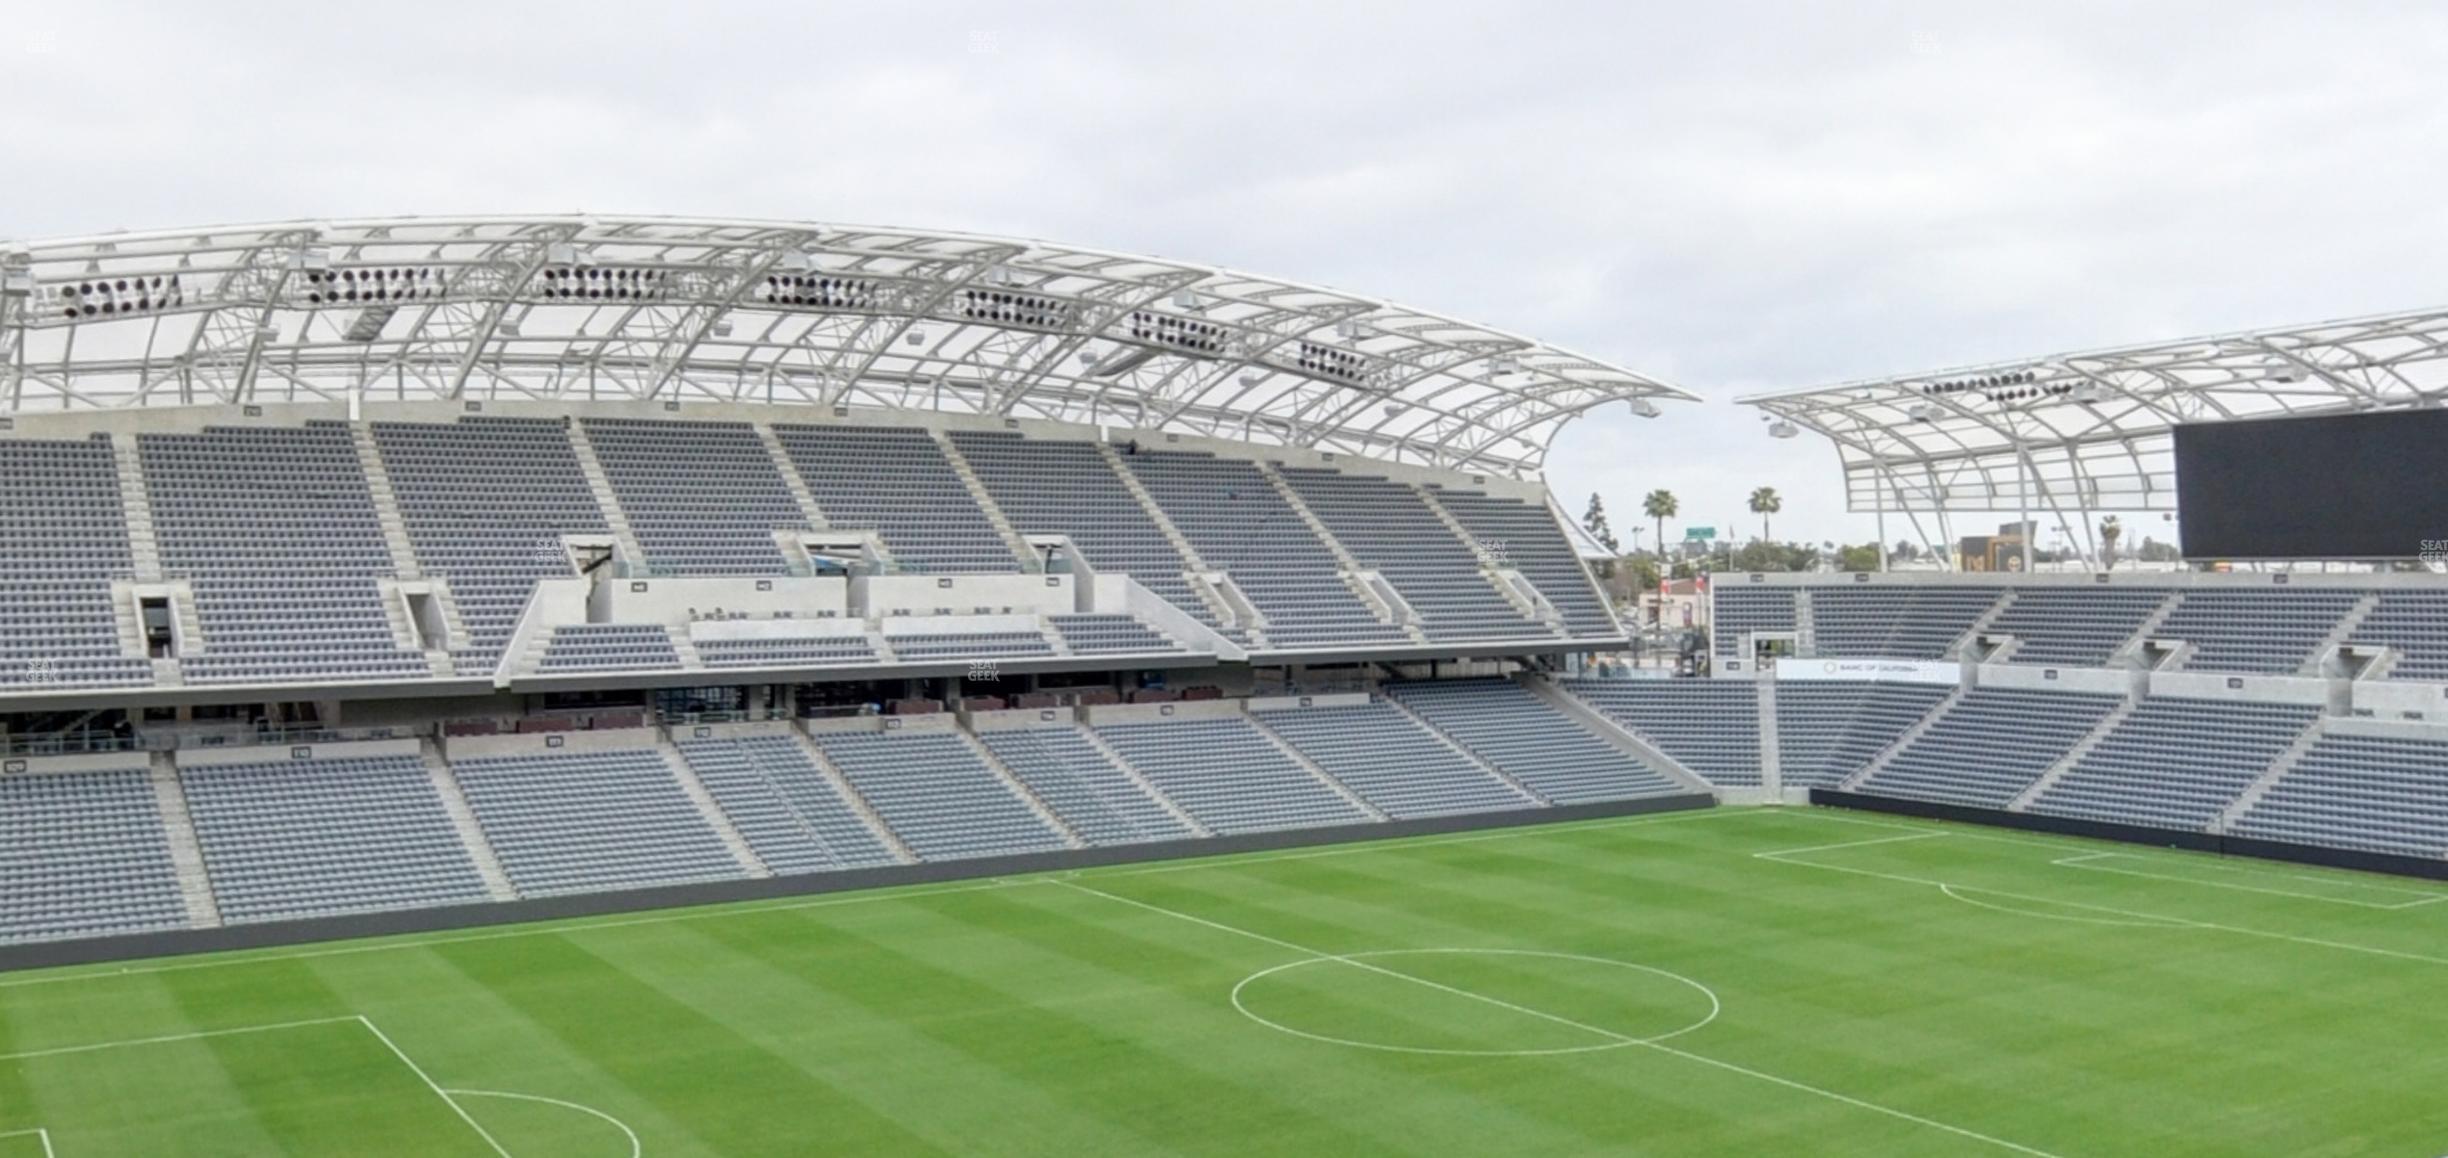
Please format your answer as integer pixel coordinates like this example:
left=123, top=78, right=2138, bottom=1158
left=1258, top=462, right=1418, bottom=640
left=755, top=421, right=833, bottom=533
left=2009, top=694, right=2142, bottom=812
left=657, top=731, right=773, bottom=878
left=935, top=430, right=1037, bottom=570
left=1519, top=674, right=1714, bottom=796
left=1077, top=725, right=1211, bottom=837
left=668, top=627, right=704, bottom=671
left=1838, top=684, right=1966, bottom=791
left=1100, top=442, right=1250, bottom=636
left=1415, top=483, right=1557, bottom=632
left=420, top=741, right=519, bottom=901
left=1951, top=588, right=2018, bottom=659
left=864, top=628, right=900, bottom=665
left=351, top=423, right=422, bottom=580
left=1244, top=712, right=1390, bottom=821
left=2303, top=590, right=2384, bottom=676
left=959, top=730, right=1086, bottom=849
left=567, top=420, right=649, bottom=570
left=1755, top=674, right=1784, bottom=797
left=2112, top=589, right=2185, bottom=667
left=789, top=727, right=918, bottom=864
left=109, top=433, right=164, bottom=582
left=2214, top=714, right=2330, bottom=832
left=1038, top=620, right=1073, bottom=657
left=1380, top=690, right=1552, bottom=806
left=111, top=587, right=147, bottom=661
left=170, top=587, right=205, bottom=656
left=148, top=755, right=223, bottom=928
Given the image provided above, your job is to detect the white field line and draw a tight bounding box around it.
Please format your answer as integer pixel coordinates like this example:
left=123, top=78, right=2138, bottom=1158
left=1751, top=831, right=1949, bottom=860
left=1051, top=878, right=2066, bottom=1158
left=0, top=806, right=1746, bottom=994
left=1773, top=808, right=2448, bottom=909
left=0, top=1015, right=363, bottom=1064
left=446, top=1090, right=640, bottom=1158
left=0, top=1016, right=512, bottom=1157
left=1086, top=805, right=1746, bottom=879
left=2047, top=853, right=2448, bottom=910
left=0, top=1129, right=55, bottom=1158
left=1758, top=837, right=2448, bottom=970
left=355, top=1016, right=513, bottom=1158
left=1936, top=884, right=2193, bottom=929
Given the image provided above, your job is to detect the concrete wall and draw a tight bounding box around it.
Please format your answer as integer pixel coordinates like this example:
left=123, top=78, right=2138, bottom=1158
left=666, top=718, right=799, bottom=743
left=2349, top=680, right=2448, bottom=721
left=1245, top=691, right=1372, bottom=713
left=438, top=725, right=661, bottom=762
left=859, top=573, right=1073, bottom=617
left=687, top=617, right=871, bottom=643
left=802, top=711, right=961, bottom=736
left=1079, top=699, right=1246, bottom=726
left=964, top=707, right=1082, bottom=733
left=176, top=738, right=422, bottom=768
left=603, top=575, right=849, bottom=623
left=878, top=613, right=1044, bottom=638
left=2, top=751, right=151, bottom=775
left=1973, top=663, right=2131, bottom=697
left=2149, top=670, right=2332, bottom=706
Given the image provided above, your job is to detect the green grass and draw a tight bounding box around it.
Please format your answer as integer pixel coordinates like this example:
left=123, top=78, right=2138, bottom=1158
left=4, top=806, right=2447, bottom=1156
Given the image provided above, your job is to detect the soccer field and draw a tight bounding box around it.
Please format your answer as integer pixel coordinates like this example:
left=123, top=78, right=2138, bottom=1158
left=2, top=806, right=2444, bottom=1157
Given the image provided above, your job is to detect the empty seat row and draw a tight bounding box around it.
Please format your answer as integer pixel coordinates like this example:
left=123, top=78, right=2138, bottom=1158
left=1387, top=679, right=1680, bottom=804
left=1560, top=678, right=1763, bottom=786
left=2028, top=698, right=2318, bottom=830
left=1278, top=467, right=1552, bottom=643
left=1856, top=687, right=2121, bottom=809
left=180, top=755, right=490, bottom=923
left=812, top=730, right=1068, bottom=861
left=1773, top=681, right=1954, bottom=788
left=674, top=735, right=902, bottom=872
left=1254, top=699, right=1535, bottom=817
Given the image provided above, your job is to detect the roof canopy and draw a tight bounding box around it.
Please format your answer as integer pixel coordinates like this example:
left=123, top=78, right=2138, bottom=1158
left=0, top=215, right=1691, bottom=476
left=1738, top=306, right=2448, bottom=514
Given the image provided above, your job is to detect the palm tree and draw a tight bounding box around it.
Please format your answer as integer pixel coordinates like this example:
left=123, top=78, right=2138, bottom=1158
left=2101, top=515, right=2123, bottom=570
left=1748, top=486, right=1782, bottom=543
left=1642, top=489, right=1678, bottom=558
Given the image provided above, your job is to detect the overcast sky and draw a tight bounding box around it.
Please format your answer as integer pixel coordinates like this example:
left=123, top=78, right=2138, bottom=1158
left=6, top=1, right=2443, bottom=549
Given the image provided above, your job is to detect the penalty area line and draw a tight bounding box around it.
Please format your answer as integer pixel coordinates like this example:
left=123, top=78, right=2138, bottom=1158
left=1752, top=831, right=1950, bottom=861
left=1048, top=878, right=2065, bottom=1158
left=0, top=1129, right=55, bottom=1158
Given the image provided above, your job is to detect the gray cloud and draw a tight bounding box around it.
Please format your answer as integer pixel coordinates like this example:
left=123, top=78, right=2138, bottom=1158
left=7, top=1, right=2441, bottom=550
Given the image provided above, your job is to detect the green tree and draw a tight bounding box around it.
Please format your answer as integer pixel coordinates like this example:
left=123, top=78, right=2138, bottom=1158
left=2101, top=515, right=2124, bottom=571
left=1838, top=542, right=1883, bottom=571
left=1747, top=486, right=1782, bottom=543
left=1627, top=554, right=1661, bottom=593
left=1582, top=493, right=1620, bottom=554
left=1642, top=489, right=1679, bottom=560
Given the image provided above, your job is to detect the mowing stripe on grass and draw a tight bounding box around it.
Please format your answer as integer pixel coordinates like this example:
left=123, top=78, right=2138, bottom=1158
left=1049, top=878, right=2068, bottom=1158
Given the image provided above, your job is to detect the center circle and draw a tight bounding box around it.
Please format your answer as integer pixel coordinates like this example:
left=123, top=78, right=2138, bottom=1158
left=1230, top=948, right=1720, bottom=1057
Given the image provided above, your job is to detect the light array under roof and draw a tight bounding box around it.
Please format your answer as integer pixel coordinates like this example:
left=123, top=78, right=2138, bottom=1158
left=1129, top=310, right=1227, bottom=355
left=52, top=275, right=185, bottom=320
left=299, top=267, right=445, bottom=307
left=759, top=274, right=883, bottom=311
